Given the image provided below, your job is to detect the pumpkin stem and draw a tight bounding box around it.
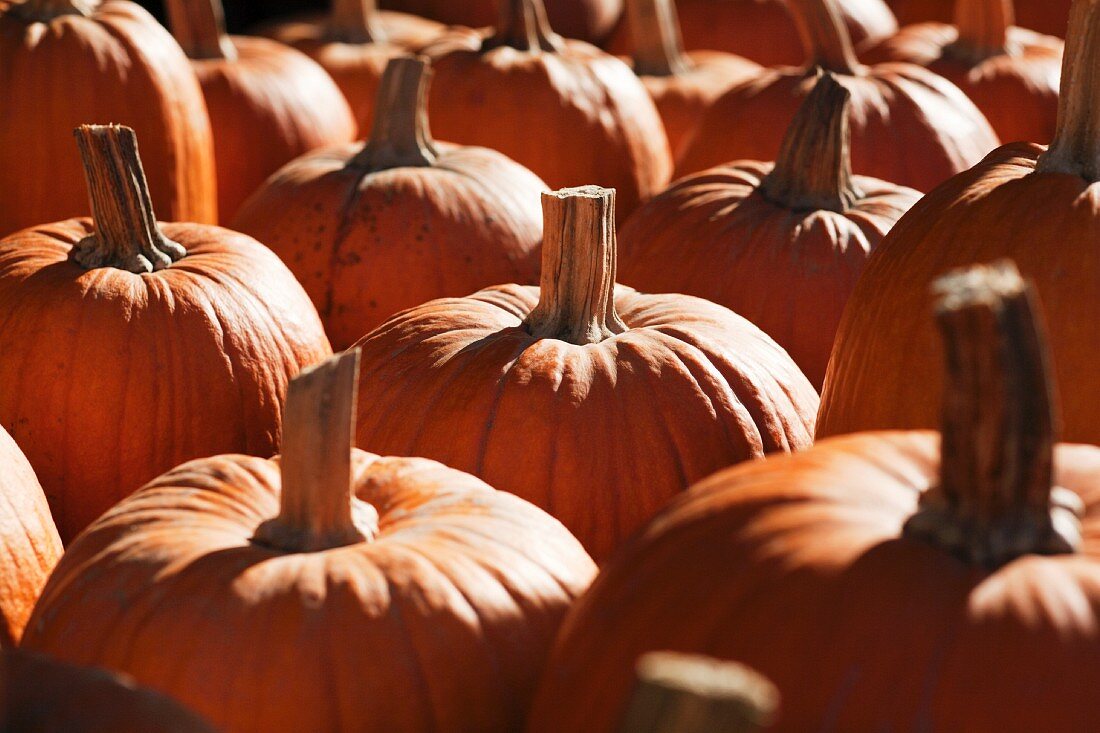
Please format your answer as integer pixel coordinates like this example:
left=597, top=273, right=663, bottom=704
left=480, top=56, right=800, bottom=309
left=327, top=0, right=386, bottom=44
left=254, top=350, right=374, bottom=553
left=903, top=261, right=1084, bottom=569
left=760, top=70, right=863, bottom=213
left=1037, top=0, right=1100, bottom=178
left=71, top=125, right=186, bottom=274
left=523, top=186, right=628, bottom=345
left=9, top=0, right=96, bottom=21
left=948, top=0, right=1013, bottom=63
left=618, top=652, right=779, bottom=733
left=350, top=57, right=438, bottom=172
left=165, top=0, right=236, bottom=61
left=484, top=0, right=564, bottom=53
left=629, top=0, right=692, bottom=77
left=786, top=0, right=861, bottom=75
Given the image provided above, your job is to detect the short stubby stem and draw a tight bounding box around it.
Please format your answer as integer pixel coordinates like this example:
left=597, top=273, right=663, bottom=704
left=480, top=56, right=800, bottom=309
left=327, top=0, right=386, bottom=44
left=629, top=0, right=692, bottom=77
left=786, top=0, right=861, bottom=75
left=946, top=0, right=1013, bottom=63
left=166, top=0, right=237, bottom=61
left=350, top=56, right=438, bottom=172
left=483, top=0, right=563, bottom=53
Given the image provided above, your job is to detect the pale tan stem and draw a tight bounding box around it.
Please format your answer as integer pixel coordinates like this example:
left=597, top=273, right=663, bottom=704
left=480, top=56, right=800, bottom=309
left=165, top=0, right=236, bottom=60
left=327, top=0, right=386, bottom=44
left=629, top=0, right=691, bottom=77
left=10, top=0, right=97, bottom=21
left=350, top=57, right=438, bottom=172
left=948, top=0, right=1013, bottom=62
left=483, top=0, right=563, bottom=52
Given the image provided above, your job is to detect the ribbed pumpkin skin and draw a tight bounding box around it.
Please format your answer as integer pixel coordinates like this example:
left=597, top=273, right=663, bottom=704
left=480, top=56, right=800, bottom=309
left=234, top=142, right=547, bottom=350
left=863, top=24, right=1062, bottom=144
left=2, top=650, right=216, bottom=732
left=818, top=143, right=1100, bottom=442
left=192, top=36, right=356, bottom=223
left=381, top=0, right=624, bottom=43
left=887, top=0, right=1072, bottom=36
left=677, top=65, right=999, bottom=191
left=618, top=163, right=919, bottom=387
left=528, top=434, right=1100, bottom=732
left=426, top=36, right=672, bottom=223
left=0, top=0, right=216, bottom=236
left=0, top=428, right=60, bottom=648
left=23, top=451, right=596, bottom=733
left=0, top=221, right=332, bottom=541
left=353, top=284, right=818, bottom=561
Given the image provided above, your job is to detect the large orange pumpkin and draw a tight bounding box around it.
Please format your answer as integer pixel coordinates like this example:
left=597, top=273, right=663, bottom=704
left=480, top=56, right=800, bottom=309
left=618, top=72, right=920, bottom=387
left=677, top=0, right=999, bottom=191
left=0, top=125, right=331, bottom=541
left=234, top=57, right=546, bottom=350
left=529, top=261, right=1100, bottom=731
left=864, top=0, right=1062, bottom=144
left=0, top=427, right=60, bottom=648
left=381, top=0, right=624, bottom=43
left=353, top=186, right=817, bottom=561
left=423, top=0, right=672, bottom=222
left=818, top=0, right=1100, bottom=442
left=23, top=350, right=596, bottom=733
left=0, top=0, right=216, bottom=235
left=1, top=650, right=216, bottom=732
left=889, top=0, right=1072, bottom=36
left=166, top=0, right=356, bottom=222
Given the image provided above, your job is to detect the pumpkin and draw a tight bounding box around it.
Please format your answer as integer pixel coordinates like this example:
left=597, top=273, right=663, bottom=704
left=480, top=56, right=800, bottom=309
left=0, top=426, right=60, bottom=647
left=818, top=0, right=1100, bottom=442
left=352, top=186, right=817, bottom=561
left=256, top=0, right=443, bottom=134
left=423, top=0, right=672, bottom=222
left=606, top=0, right=897, bottom=66
left=864, top=0, right=1062, bottom=145
left=618, top=72, right=919, bottom=388
left=620, top=0, right=761, bottom=163
left=0, top=0, right=216, bottom=236
left=1, top=650, right=216, bottom=732
left=234, top=57, right=546, bottom=350
left=529, top=261, right=1100, bottom=731
left=676, top=0, right=999, bottom=191
left=889, top=0, right=1072, bottom=36
left=380, top=0, right=624, bottom=43
left=166, top=0, right=356, bottom=222
left=0, top=125, right=331, bottom=541
left=23, top=349, right=596, bottom=733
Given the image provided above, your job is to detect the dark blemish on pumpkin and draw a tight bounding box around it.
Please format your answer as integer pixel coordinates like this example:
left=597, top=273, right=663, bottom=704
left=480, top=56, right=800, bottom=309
left=369, top=299, right=377, bottom=308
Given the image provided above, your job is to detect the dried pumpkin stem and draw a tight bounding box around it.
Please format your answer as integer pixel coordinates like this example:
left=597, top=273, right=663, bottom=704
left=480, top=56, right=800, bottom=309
left=10, top=0, right=96, bottom=21
left=254, top=350, right=372, bottom=553
left=165, top=0, right=236, bottom=61
left=786, top=0, right=860, bottom=75
left=328, top=0, right=386, bottom=44
left=629, top=0, right=691, bottom=77
left=903, top=261, right=1084, bottom=569
left=948, top=0, right=1013, bottom=62
left=761, top=70, right=862, bottom=213
left=618, top=652, right=779, bottom=733
left=71, top=125, right=186, bottom=274
left=523, top=186, right=628, bottom=345
left=484, top=0, right=563, bottom=53
left=1037, top=0, right=1100, bottom=179
left=350, top=57, right=438, bottom=172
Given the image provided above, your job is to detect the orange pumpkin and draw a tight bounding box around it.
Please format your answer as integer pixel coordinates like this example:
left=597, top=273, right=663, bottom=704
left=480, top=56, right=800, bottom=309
left=1, top=650, right=216, bottom=732
left=889, top=0, right=1071, bottom=36
left=0, top=125, right=331, bottom=541
left=234, top=57, right=546, bottom=350
left=166, top=0, right=356, bottom=222
left=0, top=0, right=216, bottom=235
left=677, top=0, right=999, bottom=192
left=818, top=0, right=1100, bottom=442
left=424, top=0, right=672, bottom=222
left=619, top=72, right=919, bottom=387
left=381, top=0, right=624, bottom=43
left=529, top=261, right=1100, bottom=732
left=864, top=0, right=1062, bottom=144
left=23, top=350, right=596, bottom=733
left=256, top=0, right=443, bottom=134
left=353, top=186, right=817, bottom=561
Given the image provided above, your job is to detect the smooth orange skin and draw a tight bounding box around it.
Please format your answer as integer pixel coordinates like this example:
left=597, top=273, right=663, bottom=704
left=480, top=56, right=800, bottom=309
left=0, top=0, right=217, bottom=237
left=678, top=63, right=999, bottom=191
left=191, top=35, right=356, bottom=223
left=2, top=650, right=216, bottom=732
left=863, top=23, right=1062, bottom=144
left=818, top=143, right=1100, bottom=442
left=618, top=162, right=919, bottom=387
left=0, top=221, right=332, bottom=541
left=426, top=34, right=673, bottom=223
left=606, top=0, right=898, bottom=66
left=887, top=0, right=1072, bottom=37
left=234, top=141, right=547, bottom=350
left=23, top=451, right=596, bottom=733
left=529, top=433, right=1100, bottom=732
left=353, top=284, right=818, bottom=561
left=0, top=428, right=60, bottom=647
left=380, top=0, right=625, bottom=44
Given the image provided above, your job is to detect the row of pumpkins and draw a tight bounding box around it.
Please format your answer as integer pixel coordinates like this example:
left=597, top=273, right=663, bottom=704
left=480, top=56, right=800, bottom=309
left=0, top=0, right=1097, bottom=729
